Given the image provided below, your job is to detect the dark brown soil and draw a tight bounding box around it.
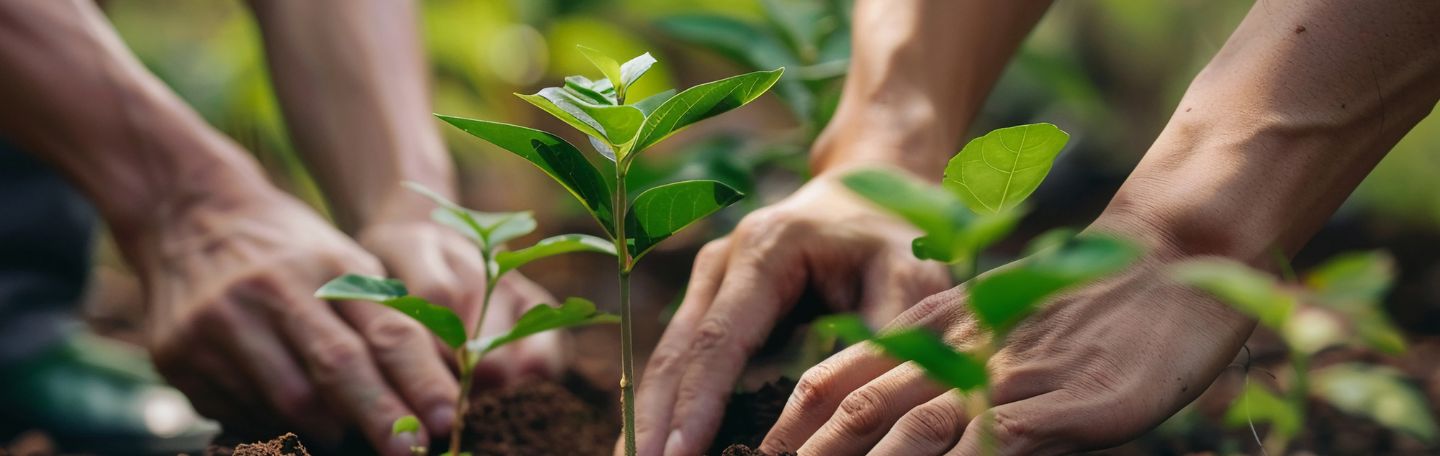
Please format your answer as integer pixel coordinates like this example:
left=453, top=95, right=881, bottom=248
left=205, top=433, right=308, bottom=456
left=458, top=373, right=616, bottom=456
left=709, top=378, right=795, bottom=456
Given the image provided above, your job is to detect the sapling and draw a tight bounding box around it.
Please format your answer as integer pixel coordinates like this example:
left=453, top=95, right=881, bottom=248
left=1172, top=251, right=1437, bottom=453
left=315, top=183, right=619, bottom=456
left=435, top=45, right=781, bottom=456
left=825, top=123, right=1143, bottom=453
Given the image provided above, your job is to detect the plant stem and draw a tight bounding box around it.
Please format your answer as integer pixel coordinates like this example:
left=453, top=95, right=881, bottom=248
left=451, top=348, right=472, bottom=456
left=613, top=163, right=638, bottom=456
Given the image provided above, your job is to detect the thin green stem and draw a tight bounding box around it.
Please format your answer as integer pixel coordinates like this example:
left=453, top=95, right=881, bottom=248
left=450, top=347, right=472, bottom=456
left=1272, top=248, right=1297, bottom=284
left=613, top=162, right=638, bottom=456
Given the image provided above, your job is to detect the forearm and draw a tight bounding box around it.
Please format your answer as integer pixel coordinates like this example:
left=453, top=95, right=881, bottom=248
left=812, top=0, right=1054, bottom=177
left=0, top=0, right=270, bottom=253
left=248, top=0, right=452, bottom=232
left=1095, top=0, right=1440, bottom=262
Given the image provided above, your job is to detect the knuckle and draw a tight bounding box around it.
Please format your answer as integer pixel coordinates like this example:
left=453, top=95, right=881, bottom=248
left=834, top=387, right=887, bottom=435
left=691, top=318, right=732, bottom=352
left=791, top=364, right=837, bottom=410
left=989, top=409, right=1035, bottom=446
left=736, top=209, right=793, bottom=238
left=902, top=402, right=961, bottom=443
left=364, top=315, right=425, bottom=352
left=645, top=347, right=684, bottom=377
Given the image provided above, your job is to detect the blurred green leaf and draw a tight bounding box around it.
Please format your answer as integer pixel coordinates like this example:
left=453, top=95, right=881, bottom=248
left=1312, top=364, right=1438, bottom=443
left=314, top=274, right=407, bottom=302
left=652, top=14, right=814, bottom=120
left=841, top=168, right=1017, bottom=263
left=1022, top=228, right=1078, bottom=257
left=813, top=314, right=874, bottom=345
left=1354, top=309, right=1407, bottom=354
left=970, top=236, right=1140, bottom=333
left=472, top=298, right=619, bottom=356
left=391, top=415, right=420, bottom=436
left=1305, top=250, right=1395, bottom=308
left=1171, top=259, right=1294, bottom=330
left=811, top=314, right=987, bottom=391
left=633, top=68, right=785, bottom=152
left=943, top=123, right=1071, bottom=215
left=625, top=180, right=744, bottom=259
left=1282, top=307, right=1348, bottom=356
left=407, top=181, right=537, bottom=248
left=435, top=116, right=616, bottom=235
left=577, top=45, right=625, bottom=96
left=1223, top=382, right=1301, bottom=440
left=495, top=234, right=617, bottom=276
left=517, top=87, right=644, bottom=150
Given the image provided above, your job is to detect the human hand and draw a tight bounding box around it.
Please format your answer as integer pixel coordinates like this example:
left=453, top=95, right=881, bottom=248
left=357, top=220, right=568, bottom=386
left=134, top=190, right=457, bottom=456
left=630, top=174, right=952, bottom=456
left=759, top=241, right=1256, bottom=455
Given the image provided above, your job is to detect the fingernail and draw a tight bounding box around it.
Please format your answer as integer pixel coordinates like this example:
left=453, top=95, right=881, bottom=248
left=427, top=405, right=456, bottom=436
left=390, top=432, right=422, bottom=456
left=663, top=429, right=685, bottom=456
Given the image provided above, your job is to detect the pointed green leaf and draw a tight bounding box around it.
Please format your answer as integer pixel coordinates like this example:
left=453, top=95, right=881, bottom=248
left=517, top=88, right=644, bottom=147
left=620, top=52, right=657, bottom=89
left=564, top=75, right=616, bottom=105
left=1312, top=364, right=1438, bottom=442
left=632, top=89, right=677, bottom=116
left=471, top=298, right=619, bottom=356
left=1305, top=251, right=1395, bottom=310
left=625, top=180, right=744, bottom=259
left=577, top=46, right=625, bottom=96
left=435, top=116, right=616, bottom=235
left=315, top=274, right=407, bottom=302
left=494, top=234, right=617, bottom=276
left=633, top=68, right=784, bottom=152
left=380, top=296, right=467, bottom=349
left=391, top=415, right=421, bottom=436
left=970, top=236, right=1140, bottom=333
left=943, top=123, right=1071, bottom=215
left=406, top=182, right=537, bottom=248
left=842, top=168, right=1019, bottom=263
left=873, top=329, right=988, bottom=392
left=1223, top=382, right=1301, bottom=439
left=1171, top=259, right=1295, bottom=330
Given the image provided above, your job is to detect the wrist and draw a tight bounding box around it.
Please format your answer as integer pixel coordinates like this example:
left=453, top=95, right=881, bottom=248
left=809, top=101, right=962, bottom=180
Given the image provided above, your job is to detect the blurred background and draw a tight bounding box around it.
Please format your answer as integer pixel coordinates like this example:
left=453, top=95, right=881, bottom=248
left=13, top=0, right=1440, bottom=454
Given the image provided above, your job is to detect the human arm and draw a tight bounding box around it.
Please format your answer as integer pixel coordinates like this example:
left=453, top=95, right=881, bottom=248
left=629, top=1, right=1055, bottom=454
left=761, top=0, right=1440, bottom=454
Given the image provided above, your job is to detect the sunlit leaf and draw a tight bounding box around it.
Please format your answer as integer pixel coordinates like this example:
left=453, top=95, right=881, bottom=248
left=470, top=298, right=619, bottom=356
left=391, top=415, right=420, bottom=436
left=625, top=180, right=744, bottom=259
left=1312, top=364, right=1438, bottom=442
left=619, top=52, right=657, bottom=90
left=1223, top=382, right=1301, bottom=440
left=577, top=46, right=624, bottom=95
left=435, top=116, right=615, bottom=235
left=517, top=87, right=644, bottom=148
left=315, top=274, right=407, bottom=302
left=970, top=236, right=1140, bottom=333
left=564, top=75, right=616, bottom=105
left=1305, top=250, right=1395, bottom=309
left=1171, top=259, right=1294, bottom=330
left=494, top=234, right=616, bottom=276
left=632, top=68, right=784, bottom=152
left=943, top=123, right=1070, bottom=215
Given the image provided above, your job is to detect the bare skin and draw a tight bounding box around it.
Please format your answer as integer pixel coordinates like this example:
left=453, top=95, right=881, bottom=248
left=0, top=1, right=562, bottom=454
left=758, top=0, right=1440, bottom=455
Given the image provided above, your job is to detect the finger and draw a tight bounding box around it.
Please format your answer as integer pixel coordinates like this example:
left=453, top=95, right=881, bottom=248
left=871, top=392, right=971, bottom=455
left=500, top=275, right=566, bottom=380
left=338, top=300, right=462, bottom=442
left=858, top=251, right=951, bottom=325
left=281, top=298, right=430, bottom=456
left=632, top=238, right=731, bottom=456
left=946, top=391, right=1084, bottom=456
left=662, top=242, right=807, bottom=456
left=796, top=364, right=949, bottom=456
left=758, top=344, right=899, bottom=454
left=216, top=296, right=339, bottom=441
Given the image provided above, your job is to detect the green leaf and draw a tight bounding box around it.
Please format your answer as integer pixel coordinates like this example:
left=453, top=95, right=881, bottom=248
left=494, top=234, right=617, bottom=276
left=1223, top=382, right=1301, bottom=440
left=471, top=298, right=619, bottom=356
left=577, top=46, right=624, bottom=95
left=391, top=415, right=420, bottom=436
left=406, top=182, right=537, bottom=249
left=625, top=180, right=744, bottom=259
left=1312, top=364, right=1438, bottom=442
left=380, top=296, right=467, bottom=349
left=942, top=123, right=1071, bottom=215
left=435, top=116, right=615, bottom=235
left=632, top=89, right=677, bottom=116
left=620, top=52, right=657, bottom=90
left=517, top=88, right=644, bottom=148
left=1171, top=259, right=1295, bottom=330
left=632, top=68, right=784, bottom=152
left=970, top=236, right=1140, bottom=333
left=1305, top=250, right=1395, bottom=310
left=873, top=329, right=988, bottom=392
left=314, top=274, right=407, bottom=302
left=841, top=168, right=1017, bottom=264
left=564, top=75, right=616, bottom=105
left=811, top=314, right=987, bottom=392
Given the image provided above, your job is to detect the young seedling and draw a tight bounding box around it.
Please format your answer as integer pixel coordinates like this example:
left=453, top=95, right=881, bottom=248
left=1172, top=251, right=1437, bottom=453
left=315, top=183, right=619, bottom=456
left=829, top=122, right=1143, bottom=452
left=435, top=46, right=781, bottom=456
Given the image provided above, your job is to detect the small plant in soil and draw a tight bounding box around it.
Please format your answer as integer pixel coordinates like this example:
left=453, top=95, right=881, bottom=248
left=1171, top=251, right=1438, bottom=453
left=435, top=45, right=781, bottom=456
left=822, top=123, right=1143, bottom=453
left=316, top=183, right=620, bottom=456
